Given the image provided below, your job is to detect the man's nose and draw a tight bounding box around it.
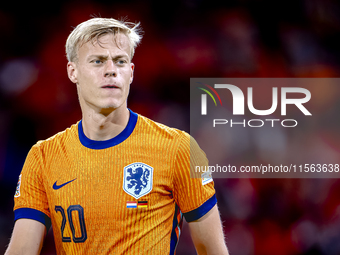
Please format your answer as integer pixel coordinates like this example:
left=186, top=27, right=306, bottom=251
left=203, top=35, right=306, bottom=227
left=104, top=60, right=116, bottom=77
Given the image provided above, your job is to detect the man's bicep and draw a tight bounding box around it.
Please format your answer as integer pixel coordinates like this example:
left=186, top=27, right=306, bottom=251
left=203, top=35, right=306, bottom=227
left=5, top=219, right=46, bottom=255
left=188, top=205, right=229, bottom=255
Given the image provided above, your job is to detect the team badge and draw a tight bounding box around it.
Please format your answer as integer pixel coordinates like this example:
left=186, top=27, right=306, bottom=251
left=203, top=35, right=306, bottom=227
left=123, top=162, right=153, bottom=199
left=14, top=174, right=22, bottom=198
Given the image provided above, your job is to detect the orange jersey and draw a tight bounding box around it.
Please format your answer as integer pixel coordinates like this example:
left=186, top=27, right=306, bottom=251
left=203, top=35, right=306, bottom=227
left=13, top=109, right=216, bottom=254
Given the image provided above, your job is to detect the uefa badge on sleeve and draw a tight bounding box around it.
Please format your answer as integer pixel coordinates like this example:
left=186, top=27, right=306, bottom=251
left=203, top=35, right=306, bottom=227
left=14, top=174, right=22, bottom=198
left=201, top=171, right=213, bottom=186
left=123, top=162, right=153, bottom=199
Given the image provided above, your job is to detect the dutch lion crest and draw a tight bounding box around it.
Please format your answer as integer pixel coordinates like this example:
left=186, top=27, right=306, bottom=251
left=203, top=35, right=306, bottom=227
left=123, top=162, right=153, bottom=199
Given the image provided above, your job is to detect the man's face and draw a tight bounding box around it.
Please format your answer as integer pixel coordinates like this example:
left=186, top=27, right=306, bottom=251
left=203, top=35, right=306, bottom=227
left=67, top=33, right=134, bottom=115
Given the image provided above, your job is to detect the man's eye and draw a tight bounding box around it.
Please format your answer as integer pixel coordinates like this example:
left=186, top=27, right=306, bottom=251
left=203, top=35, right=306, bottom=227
left=117, top=60, right=126, bottom=65
left=92, top=60, right=103, bottom=64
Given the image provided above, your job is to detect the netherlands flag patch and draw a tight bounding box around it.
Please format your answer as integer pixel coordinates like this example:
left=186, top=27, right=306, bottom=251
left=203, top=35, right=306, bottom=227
left=126, top=201, right=137, bottom=208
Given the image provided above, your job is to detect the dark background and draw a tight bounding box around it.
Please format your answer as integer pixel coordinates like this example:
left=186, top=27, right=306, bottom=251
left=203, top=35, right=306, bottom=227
left=2, top=0, right=340, bottom=254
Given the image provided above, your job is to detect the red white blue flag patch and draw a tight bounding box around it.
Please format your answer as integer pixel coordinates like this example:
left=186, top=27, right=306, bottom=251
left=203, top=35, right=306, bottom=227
left=126, top=201, right=137, bottom=208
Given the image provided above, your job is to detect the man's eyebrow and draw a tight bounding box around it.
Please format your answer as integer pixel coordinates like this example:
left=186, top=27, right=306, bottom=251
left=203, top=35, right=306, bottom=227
left=87, top=54, right=129, bottom=60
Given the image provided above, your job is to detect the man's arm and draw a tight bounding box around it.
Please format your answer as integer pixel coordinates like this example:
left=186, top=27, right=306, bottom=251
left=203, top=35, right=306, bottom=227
left=188, top=204, right=229, bottom=255
left=5, top=219, right=46, bottom=255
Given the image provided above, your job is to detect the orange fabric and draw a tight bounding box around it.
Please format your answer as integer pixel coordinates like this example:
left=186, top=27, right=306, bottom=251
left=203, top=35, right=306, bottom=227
left=14, top=113, right=215, bottom=254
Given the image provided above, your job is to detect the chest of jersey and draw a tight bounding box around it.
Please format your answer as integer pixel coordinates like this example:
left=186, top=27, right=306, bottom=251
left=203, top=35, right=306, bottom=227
left=42, top=140, right=176, bottom=253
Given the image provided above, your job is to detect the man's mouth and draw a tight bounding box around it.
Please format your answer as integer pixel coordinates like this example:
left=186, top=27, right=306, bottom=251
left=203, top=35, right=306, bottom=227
left=102, top=85, right=118, bottom=89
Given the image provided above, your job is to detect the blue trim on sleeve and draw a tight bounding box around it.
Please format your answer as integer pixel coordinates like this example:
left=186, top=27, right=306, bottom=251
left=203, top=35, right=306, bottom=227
left=169, top=204, right=182, bottom=255
left=183, top=194, right=217, bottom=222
left=14, top=208, right=51, bottom=230
left=78, top=109, right=138, bottom=149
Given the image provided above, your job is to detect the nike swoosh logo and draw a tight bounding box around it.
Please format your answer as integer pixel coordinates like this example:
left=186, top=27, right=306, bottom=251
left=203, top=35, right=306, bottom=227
left=53, top=178, right=77, bottom=190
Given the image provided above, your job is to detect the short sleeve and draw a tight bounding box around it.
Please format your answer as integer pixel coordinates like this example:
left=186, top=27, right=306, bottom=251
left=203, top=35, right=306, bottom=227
left=13, top=144, right=51, bottom=229
left=173, top=132, right=216, bottom=222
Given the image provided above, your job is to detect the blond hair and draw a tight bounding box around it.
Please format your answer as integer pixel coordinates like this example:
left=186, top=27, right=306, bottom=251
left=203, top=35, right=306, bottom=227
left=65, top=17, right=142, bottom=62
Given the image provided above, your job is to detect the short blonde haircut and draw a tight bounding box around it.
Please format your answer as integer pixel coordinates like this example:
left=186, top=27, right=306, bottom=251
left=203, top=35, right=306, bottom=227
left=65, top=17, right=142, bottom=62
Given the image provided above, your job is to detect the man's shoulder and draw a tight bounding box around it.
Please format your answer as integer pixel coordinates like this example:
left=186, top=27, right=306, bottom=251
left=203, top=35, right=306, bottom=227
left=136, top=114, right=189, bottom=141
left=34, top=122, right=79, bottom=149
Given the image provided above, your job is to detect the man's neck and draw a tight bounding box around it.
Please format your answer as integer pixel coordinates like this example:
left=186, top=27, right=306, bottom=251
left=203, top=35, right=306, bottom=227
left=81, top=106, right=130, bottom=141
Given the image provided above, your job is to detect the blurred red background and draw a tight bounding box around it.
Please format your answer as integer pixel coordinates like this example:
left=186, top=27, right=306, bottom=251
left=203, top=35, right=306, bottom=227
left=1, top=1, right=340, bottom=254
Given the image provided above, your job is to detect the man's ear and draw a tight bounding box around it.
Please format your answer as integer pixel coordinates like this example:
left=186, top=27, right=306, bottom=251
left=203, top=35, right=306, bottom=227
left=67, top=62, right=78, bottom=83
left=129, top=63, right=135, bottom=84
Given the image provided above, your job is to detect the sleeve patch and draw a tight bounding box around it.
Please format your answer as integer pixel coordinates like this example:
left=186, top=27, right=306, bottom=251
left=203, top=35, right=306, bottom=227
left=183, top=194, right=217, bottom=222
left=14, top=174, right=22, bottom=198
left=201, top=171, right=213, bottom=186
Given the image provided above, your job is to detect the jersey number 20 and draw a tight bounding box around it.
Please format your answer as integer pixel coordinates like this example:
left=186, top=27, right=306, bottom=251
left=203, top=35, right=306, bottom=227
left=55, top=205, right=87, bottom=243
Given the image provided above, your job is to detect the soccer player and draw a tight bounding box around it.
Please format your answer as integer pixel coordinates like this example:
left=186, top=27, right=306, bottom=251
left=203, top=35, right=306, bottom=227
left=5, top=18, right=228, bottom=255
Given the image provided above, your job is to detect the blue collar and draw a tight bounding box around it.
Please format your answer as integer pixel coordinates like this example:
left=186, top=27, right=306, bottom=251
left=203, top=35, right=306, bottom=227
left=78, top=109, right=138, bottom=149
